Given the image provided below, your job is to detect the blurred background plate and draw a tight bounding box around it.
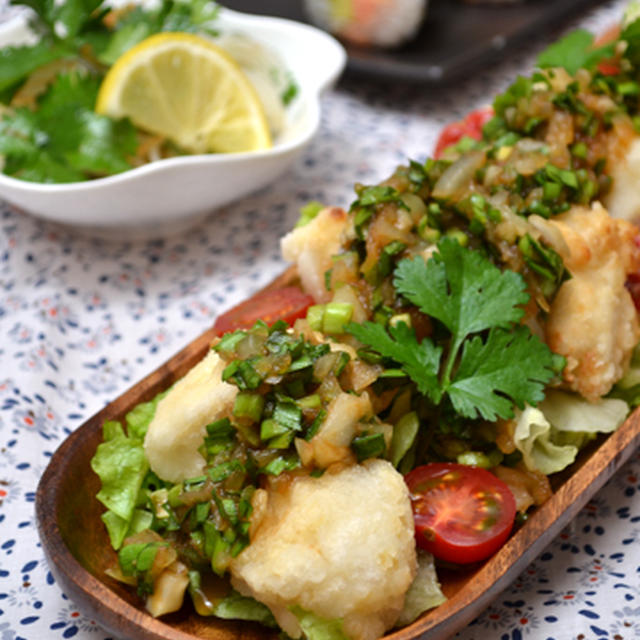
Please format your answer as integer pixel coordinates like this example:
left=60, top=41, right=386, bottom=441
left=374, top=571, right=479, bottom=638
left=219, top=0, right=612, bottom=84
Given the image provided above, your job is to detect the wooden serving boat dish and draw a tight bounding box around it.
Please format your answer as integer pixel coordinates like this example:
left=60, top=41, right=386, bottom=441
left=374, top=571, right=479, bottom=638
left=35, top=268, right=640, bottom=640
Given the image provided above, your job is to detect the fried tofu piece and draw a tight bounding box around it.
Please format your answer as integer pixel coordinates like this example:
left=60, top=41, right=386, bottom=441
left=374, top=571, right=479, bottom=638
left=144, top=350, right=237, bottom=482
left=544, top=203, right=640, bottom=400
left=605, top=136, right=640, bottom=223
left=295, top=390, right=374, bottom=469
left=280, top=206, right=348, bottom=303
left=230, top=460, right=417, bottom=640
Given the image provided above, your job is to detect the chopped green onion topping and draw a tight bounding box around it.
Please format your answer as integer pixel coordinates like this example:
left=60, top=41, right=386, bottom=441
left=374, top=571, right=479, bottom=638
left=351, top=432, right=386, bottom=462
left=322, top=303, right=354, bottom=335
left=296, top=201, right=324, bottom=228
left=260, top=418, right=289, bottom=440
left=273, top=400, right=302, bottom=431
left=306, top=304, right=325, bottom=331
left=233, top=392, right=265, bottom=423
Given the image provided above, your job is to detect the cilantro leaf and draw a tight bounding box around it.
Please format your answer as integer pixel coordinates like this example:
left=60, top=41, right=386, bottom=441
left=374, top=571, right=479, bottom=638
left=393, top=237, right=528, bottom=342
left=11, top=0, right=104, bottom=40
left=65, top=110, right=138, bottom=176
left=0, top=72, right=137, bottom=182
left=98, top=21, right=153, bottom=66
left=1, top=0, right=221, bottom=98
left=346, top=320, right=442, bottom=402
left=449, top=326, right=557, bottom=421
left=348, top=237, right=560, bottom=421
left=160, top=0, right=220, bottom=32
left=536, top=29, right=615, bottom=75
left=0, top=42, right=70, bottom=93
left=98, top=0, right=220, bottom=65
left=0, top=109, right=87, bottom=182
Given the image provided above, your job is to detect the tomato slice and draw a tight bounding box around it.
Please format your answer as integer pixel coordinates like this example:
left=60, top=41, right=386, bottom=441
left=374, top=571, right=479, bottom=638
left=433, top=107, right=494, bottom=159
left=213, top=287, right=315, bottom=336
left=404, top=462, right=516, bottom=564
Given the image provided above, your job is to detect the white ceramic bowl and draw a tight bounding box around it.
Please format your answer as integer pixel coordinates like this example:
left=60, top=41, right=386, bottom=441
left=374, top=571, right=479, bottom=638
left=0, top=9, right=346, bottom=236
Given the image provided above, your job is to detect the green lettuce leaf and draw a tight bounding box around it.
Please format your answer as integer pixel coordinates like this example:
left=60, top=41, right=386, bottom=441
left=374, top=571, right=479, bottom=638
left=290, top=606, right=348, bottom=640
left=91, top=430, right=149, bottom=522
left=513, top=406, right=578, bottom=475
left=211, top=592, right=276, bottom=625
left=608, top=342, right=640, bottom=407
left=396, top=550, right=446, bottom=627
left=126, top=391, right=167, bottom=439
left=101, top=505, right=154, bottom=550
left=539, top=390, right=628, bottom=434
left=513, top=392, right=629, bottom=474
left=100, top=510, right=130, bottom=550
left=91, top=393, right=164, bottom=548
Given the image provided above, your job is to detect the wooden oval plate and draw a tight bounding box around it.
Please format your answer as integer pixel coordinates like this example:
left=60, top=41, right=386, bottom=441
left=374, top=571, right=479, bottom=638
left=35, top=269, right=640, bottom=640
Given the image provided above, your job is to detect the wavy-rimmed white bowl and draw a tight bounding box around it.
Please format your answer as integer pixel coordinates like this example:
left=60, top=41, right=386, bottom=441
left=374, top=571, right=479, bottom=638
left=0, top=9, right=346, bottom=236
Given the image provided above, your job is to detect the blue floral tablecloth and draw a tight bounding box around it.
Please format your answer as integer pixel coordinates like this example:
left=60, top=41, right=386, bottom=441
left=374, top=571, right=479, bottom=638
left=1, top=1, right=639, bottom=639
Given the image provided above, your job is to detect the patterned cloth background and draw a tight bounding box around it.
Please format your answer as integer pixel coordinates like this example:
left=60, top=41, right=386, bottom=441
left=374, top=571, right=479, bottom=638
left=0, top=1, right=639, bottom=639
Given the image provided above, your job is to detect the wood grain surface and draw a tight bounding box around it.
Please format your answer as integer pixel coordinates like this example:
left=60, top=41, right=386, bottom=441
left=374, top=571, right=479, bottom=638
left=35, top=268, right=640, bottom=640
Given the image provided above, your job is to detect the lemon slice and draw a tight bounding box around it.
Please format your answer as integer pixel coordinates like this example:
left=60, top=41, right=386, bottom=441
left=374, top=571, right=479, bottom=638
left=95, top=32, right=272, bottom=154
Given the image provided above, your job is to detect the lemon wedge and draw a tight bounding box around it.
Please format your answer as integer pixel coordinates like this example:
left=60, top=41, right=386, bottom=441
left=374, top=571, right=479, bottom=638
left=95, top=32, right=272, bottom=154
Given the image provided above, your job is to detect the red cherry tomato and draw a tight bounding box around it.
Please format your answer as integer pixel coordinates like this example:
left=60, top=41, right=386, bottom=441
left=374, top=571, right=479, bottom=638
left=626, top=273, right=640, bottom=311
left=594, top=23, right=621, bottom=76
left=213, top=287, right=315, bottom=336
left=433, top=107, right=494, bottom=159
left=597, top=61, right=621, bottom=76
left=404, top=462, right=516, bottom=564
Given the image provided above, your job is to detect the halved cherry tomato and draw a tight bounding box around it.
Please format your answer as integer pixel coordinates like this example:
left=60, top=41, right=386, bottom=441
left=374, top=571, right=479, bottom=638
left=213, top=287, right=315, bottom=336
left=433, top=107, right=494, bottom=159
left=626, top=273, right=640, bottom=311
left=404, top=462, right=516, bottom=564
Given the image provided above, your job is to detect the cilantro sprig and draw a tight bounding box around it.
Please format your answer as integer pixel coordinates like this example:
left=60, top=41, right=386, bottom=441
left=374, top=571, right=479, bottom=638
left=347, top=237, right=562, bottom=421
left=97, top=0, right=220, bottom=65
left=0, top=0, right=221, bottom=181
left=536, top=29, right=615, bottom=75
left=0, top=72, right=138, bottom=182
left=350, top=321, right=442, bottom=402
left=2, top=0, right=221, bottom=90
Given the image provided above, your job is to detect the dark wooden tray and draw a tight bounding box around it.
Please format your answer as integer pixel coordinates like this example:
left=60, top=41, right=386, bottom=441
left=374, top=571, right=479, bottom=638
left=35, top=268, right=640, bottom=639
left=220, top=0, right=612, bottom=84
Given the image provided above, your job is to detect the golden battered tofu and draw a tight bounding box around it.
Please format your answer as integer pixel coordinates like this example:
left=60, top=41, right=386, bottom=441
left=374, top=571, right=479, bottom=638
left=144, top=350, right=237, bottom=483
left=280, top=206, right=348, bottom=303
left=229, top=460, right=417, bottom=640
left=544, top=203, right=640, bottom=400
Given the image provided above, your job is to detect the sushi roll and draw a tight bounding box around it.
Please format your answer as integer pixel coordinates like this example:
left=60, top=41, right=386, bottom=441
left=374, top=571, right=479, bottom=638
left=303, top=0, right=428, bottom=48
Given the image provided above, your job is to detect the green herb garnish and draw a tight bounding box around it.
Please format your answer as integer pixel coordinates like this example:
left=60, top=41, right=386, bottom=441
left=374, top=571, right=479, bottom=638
left=347, top=237, right=561, bottom=421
